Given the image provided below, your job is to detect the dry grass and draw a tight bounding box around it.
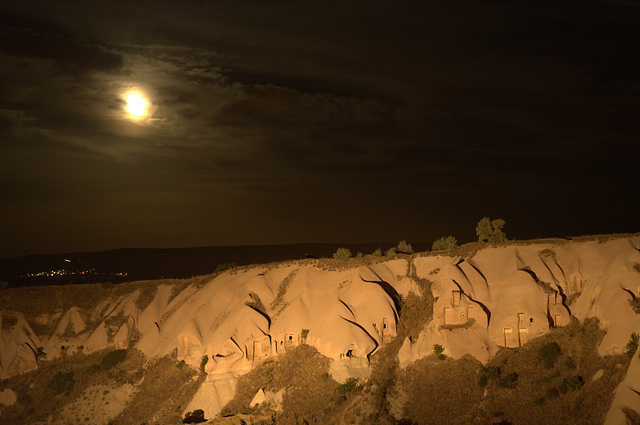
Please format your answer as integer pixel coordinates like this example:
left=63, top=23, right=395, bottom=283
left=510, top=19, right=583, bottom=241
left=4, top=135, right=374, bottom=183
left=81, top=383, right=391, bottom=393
left=0, top=347, right=145, bottom=424
left=220, top=360, right=279, bottom=416
left=134, top=280, right=160, bottom=310
left=111, top=355, right=201, bottom=425
left=413, top=233, right=639, bottom=261
left=623, top=407, right=640, bottom=425
left=398, top=355, right=484, bottom=425
left=220, top=345, right=341, bottom=425
left=270, top=269, right=298, bottom=311
left=474, top=318, right=629, bottom=425
left=344, top=273, right=435, bottom=425
left=1, top=312, right=18, bottom=330
left=267, top=345, right=342, bottom=425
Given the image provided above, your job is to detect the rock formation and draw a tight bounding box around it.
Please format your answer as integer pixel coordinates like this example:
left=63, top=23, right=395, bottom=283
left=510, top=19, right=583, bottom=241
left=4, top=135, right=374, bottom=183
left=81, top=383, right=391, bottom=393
left=1, top=235, right=639, bottom=422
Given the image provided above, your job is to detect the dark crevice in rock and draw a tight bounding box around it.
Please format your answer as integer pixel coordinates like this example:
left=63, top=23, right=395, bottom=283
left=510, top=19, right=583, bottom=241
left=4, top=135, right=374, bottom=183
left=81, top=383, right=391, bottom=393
left=246, top=293, right=271, bottom=330
left=519, top=266, right=557, bottom=294
left=553, top=260, right=566, bottom=281
left=245, top=303, right=271, bottom=330
left=360, top=268, right=400, bottom=323
left=539, top=258, right=561, bottom=284
left=546, top=302, right=555, bottom=328
left=338, top=298, right=355, bottom=317
left=466, top=258, right=489, bottom=290
left=339, top=315, right=379, bottom=359
left=454, top=260, right=471, bottom=286
left=620, top=285, right=637, bottom=301
left=519, top=267, right=540, bottom=282
left=452, top=279, right=491, bottom=327
left=555, top=285, right=572, bottom=317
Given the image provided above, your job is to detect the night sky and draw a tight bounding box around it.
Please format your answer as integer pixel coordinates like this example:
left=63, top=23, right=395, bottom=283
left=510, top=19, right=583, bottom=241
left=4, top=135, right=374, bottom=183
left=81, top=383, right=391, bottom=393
left=1, top=0, right=639, bottom=258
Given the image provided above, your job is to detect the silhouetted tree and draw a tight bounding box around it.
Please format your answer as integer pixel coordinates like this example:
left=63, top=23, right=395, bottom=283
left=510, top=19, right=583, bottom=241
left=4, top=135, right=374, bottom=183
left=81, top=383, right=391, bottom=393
left=396, top=240, right=413, bottom=254
left=476, top=217, right=507, bottom=242
left=333, top=247, right=351, bottom=261
left=432, top=236, right=458, bottom=252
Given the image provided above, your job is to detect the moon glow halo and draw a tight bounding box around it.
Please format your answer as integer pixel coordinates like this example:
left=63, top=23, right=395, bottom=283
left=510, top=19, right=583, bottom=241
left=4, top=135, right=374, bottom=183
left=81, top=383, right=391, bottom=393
left=125, top=92, right=148, bottom=119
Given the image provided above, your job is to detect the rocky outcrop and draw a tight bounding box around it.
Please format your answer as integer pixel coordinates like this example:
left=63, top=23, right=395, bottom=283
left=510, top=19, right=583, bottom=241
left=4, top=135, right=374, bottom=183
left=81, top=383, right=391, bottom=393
left=2, top=235, right=639, bottom=420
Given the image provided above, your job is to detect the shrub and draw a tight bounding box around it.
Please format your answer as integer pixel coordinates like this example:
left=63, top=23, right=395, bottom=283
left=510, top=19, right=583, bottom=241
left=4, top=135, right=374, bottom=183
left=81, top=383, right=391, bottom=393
left=215, top=262, right=236, bottom=273
left=625, top=332, right=639, bottom=357
left=101, top=349, right=127, bottom=370
left=396, top=240, right=414, bottom=254
left=432, top=236, right=458, bottom=252
left=337, top=377, right=358, bottom=395
left=538, top=342, right=562, bottom=369
left=476, top=217, right=507, bottom=243
left=564, top=356, right=577, bottom=370
left=539, top=248, right=557, bottom=259
left=433, top=344, right=446, bottom=360
left=49, top=371, right=75, bottom=394
left=385, top=247, right=397, bottom=257
left=477, top=366, right=517, bottom=389
left=560, top=375, right=584, bottom=393
left=183, top=409, right=206, bottom=423
left=200, top=355, right=208, bottom=375
left=394, top=293, right=405, bottom=313
left=497, top=372, right=519, bottom=389
left=333, top=247, right=351, bottom=261
left=372, top=248, right=382, bottom=256
left=533, top=396, right=545, bottom=406
left=478, top=374, right=489, bottom=389
left=478, top=366, right=496, bottom=388
left=545, top=387, right=560, bottom=399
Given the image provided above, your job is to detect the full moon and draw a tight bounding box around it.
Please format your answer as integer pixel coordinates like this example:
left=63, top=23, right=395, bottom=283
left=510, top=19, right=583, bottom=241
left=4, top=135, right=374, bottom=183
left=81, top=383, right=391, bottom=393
left=125, top=92, right=148, bottom=119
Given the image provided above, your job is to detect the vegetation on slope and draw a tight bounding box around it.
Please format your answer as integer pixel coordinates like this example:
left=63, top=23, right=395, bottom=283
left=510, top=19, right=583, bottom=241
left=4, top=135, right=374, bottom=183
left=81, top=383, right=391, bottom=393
left=0, top=348, right=145, bottom=423
left=111, top=355, right=202, bottom=424
left=470, top=318, right=630, bottom=425
left=220, top=344, right=343, bottom=425
left=0, top=347, right=200, bottom=425
left=3, top=234, right=639, bottom=425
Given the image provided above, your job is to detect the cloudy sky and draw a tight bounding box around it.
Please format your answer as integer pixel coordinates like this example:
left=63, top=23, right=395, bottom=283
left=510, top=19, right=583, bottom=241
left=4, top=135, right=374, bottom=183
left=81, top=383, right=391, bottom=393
left=1, top=0, right=639, bottom=258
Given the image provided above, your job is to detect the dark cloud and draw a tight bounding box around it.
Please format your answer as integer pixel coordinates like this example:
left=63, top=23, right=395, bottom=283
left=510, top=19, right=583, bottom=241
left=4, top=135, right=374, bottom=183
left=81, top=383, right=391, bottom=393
left=0, top=9, right=123, bottom=73
left=0, top=0, right=639, bottom=258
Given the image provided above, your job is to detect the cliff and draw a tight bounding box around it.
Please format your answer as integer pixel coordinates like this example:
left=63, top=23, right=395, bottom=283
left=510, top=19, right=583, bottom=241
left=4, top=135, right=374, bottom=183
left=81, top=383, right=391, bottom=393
left=1, top=235, right=639, bottom=424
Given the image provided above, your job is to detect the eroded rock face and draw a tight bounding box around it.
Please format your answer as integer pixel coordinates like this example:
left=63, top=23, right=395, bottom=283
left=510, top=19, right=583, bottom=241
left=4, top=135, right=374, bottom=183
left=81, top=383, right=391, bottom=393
left=0, top=388, right=17, bottom=406
left=402, top=238, right=640, bottom=365
left=2, top=235, right=639, bottom=419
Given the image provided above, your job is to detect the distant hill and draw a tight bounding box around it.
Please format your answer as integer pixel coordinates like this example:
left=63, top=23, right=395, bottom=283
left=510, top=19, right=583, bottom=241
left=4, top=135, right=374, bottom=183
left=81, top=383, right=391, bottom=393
left=0, top=243, right=431, bottom=287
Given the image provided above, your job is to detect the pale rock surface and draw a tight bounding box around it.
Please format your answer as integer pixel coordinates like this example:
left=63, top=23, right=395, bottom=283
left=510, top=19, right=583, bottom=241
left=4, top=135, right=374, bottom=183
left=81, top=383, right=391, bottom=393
left=183, top=373, right=237, bottom=420
left=0, top=312, right=40, bottom=378
left=604, top=339, right=640, bottom=425
left=0, top=388, right=17, bottom=406
left=250, top=388, right=284, bottom=411
left=2, top=235, right=640, bottom=421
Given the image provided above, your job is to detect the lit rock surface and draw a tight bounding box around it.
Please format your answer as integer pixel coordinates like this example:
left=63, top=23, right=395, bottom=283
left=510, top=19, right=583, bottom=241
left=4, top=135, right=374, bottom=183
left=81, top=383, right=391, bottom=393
left=0, top=388, right=17, bottom=406
left=604, top=336, right=640, bottom=425
left=1, top=235, right=640, bottom=420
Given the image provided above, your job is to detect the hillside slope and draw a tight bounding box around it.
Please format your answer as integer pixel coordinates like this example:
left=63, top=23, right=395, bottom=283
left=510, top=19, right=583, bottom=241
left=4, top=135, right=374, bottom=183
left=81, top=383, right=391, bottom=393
left=1, top=235, right=639, bottom=424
